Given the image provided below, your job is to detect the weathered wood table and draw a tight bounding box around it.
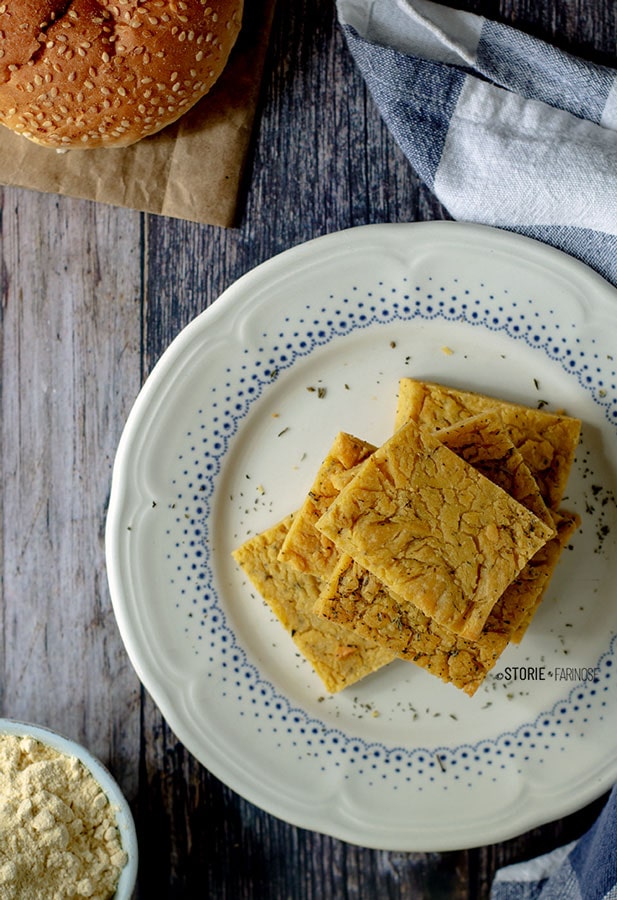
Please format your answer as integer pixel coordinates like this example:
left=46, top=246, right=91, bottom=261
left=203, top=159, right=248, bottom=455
left=1, top=1, right=614, bottom=896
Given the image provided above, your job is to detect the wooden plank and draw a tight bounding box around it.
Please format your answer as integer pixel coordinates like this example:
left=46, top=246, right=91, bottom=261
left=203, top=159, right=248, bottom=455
left=0, top=187, right=143, bottom=803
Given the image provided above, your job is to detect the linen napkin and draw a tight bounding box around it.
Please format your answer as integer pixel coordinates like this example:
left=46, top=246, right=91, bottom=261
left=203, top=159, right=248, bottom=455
left=490, top=784, right=617, bottom=900
left=336, top=0, right=617, bottom=286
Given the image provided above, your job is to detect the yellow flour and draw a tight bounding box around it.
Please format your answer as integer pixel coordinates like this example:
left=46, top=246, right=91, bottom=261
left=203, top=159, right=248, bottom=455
left=0, top=734, right=128, bottom=900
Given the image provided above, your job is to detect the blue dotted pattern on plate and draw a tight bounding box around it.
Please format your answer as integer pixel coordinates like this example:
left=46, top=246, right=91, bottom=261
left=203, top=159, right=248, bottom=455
left=168, top=275, right=617, bottom=788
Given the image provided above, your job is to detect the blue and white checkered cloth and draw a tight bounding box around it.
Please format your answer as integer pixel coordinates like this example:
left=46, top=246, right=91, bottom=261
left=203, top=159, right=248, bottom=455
left=491, top=785, right=617, bottom=900
left=337, top=0, right=617, bottom=287
left=336, top=1, right=617, bottom=894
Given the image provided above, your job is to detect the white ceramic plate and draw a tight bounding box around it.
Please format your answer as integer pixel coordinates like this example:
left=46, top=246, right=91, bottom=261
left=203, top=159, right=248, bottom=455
left=106, top=222, right=617, bottom=851
left=0, top=719, right=138, bottom=897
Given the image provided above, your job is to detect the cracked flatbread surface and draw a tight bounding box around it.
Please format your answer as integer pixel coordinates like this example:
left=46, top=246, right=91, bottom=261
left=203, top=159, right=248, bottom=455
left=395, top=379, right=581, bottom=510
left=232, top=515, right=396, bottom=693
left=315, top=420, right=555, bottom=640
left=278, top=431, right=376, bottom=580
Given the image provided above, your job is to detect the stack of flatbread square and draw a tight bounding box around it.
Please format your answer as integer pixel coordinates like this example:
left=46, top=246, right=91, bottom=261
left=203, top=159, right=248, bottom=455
left=233, top=379, right=581, bottom=696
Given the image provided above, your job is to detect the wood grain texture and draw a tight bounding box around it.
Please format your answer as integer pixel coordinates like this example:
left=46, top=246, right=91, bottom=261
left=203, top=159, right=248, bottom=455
left=0, top=189, right=143, bottom=793
left=0, top=0, right=615, bottom=897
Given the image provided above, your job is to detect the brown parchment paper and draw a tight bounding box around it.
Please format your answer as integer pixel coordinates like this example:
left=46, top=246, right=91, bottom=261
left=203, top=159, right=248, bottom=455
left=0, top=0, right=276, bottom=227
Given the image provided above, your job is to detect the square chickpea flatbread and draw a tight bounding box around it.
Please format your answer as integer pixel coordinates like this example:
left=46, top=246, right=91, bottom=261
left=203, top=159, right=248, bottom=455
left=317, top=555, right=506, bottom=696
left=315, top=420, right=555, bottom=641
left=278, top=432, right=376, bottom=580
left=232, top=515, right=396, bottom=694
left=434, top=412, right=562, bottom=632
left=315, top=417, right=575, bottom=695
left=394, top=379, right=581, bottom=510
left=316, top=507, right=578, bottom=696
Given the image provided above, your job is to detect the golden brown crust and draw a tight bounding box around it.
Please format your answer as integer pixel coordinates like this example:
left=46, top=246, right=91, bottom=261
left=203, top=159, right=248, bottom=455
left=395, top=379, right=581, bottom=509
left=313, top=420, right=577, bottom=695
left=316, top=510, right=579, bottom=696
left=232, top=515, right=396, bottom=694
left=278, top=432, right=376, bottom=579
left=510, top=508, right=580, bottom=642
left=316, top=555, right=508, bottom=696
left=436, top=412, right=554, bottom=528
left=316, top=420, right=555, bottom=640
left=0, top=0, right=243, bottom=149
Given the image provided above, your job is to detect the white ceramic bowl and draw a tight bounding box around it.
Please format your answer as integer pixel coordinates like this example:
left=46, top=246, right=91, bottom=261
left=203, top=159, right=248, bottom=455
left=0, top=718, right=138, bottom=899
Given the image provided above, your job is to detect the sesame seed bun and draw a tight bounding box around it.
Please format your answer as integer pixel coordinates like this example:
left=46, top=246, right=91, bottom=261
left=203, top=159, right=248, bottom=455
left=0, top=0, right=243, bottom=149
